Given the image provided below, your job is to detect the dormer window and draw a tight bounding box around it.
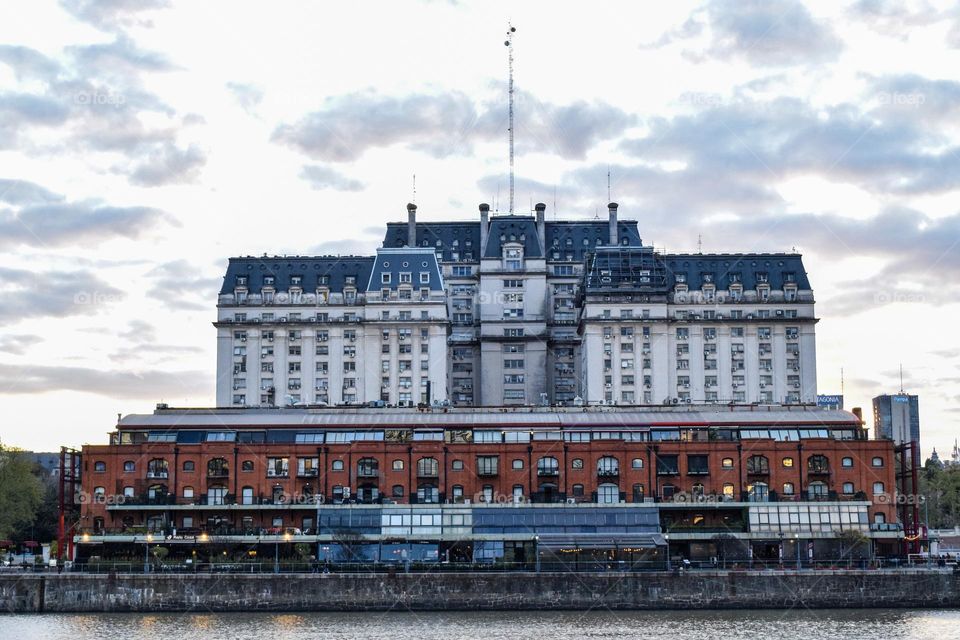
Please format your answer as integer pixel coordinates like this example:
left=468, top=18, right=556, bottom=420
left=319, top=276, right=329, bottom=285
left=756, top=272, right=769, bottom=284
left=420, top=272, right=430, bottom=284
left=290, top=275, right=302, bottom=287
left=263, top=276, right=275, bottom=287
left=236, top=276, right=248, bottom=287
left=729, top=273, right=741, bottom=284
left=675, top=273, right=687, bottom=284
left=702, top=273, right=714, bottom=284
left=345, top=276, right=356, bottom=286
left=784, top=272, right=796, bottom=283
left=381, top=273, right=391, bottom=284
left=399, top=272, right=412, bottom=284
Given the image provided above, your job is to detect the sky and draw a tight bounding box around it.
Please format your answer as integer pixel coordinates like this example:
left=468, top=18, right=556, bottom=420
left=0, top=0, right=958, bottom=457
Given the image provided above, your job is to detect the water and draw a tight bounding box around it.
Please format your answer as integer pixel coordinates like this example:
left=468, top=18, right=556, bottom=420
left=2, top=610, right=960, bottom=640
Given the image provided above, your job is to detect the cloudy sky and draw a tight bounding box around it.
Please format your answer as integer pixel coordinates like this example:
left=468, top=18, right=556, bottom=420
left=0, top=0, right=958, bottom=457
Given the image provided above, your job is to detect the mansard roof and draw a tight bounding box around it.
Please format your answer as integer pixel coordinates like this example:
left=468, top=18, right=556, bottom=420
left=364, top=248, right=445, bottom=292
left=544, top=220, right=642, bottom=262
left=219, top=256, right=375, bottom=295
left=663, top=253, right=811, bottom=290
left=483, top=215, right=543, bottom=258
left=383, top=221, right=481, bottom=262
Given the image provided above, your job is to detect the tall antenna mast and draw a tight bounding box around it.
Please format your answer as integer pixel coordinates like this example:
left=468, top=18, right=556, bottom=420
left=412, top=173, right=416, bottom=204
left=899, top=363, right=904, bottom=393
left=607, top=166, right=611, bottom=203
left=504, top=22, right=516, bottom=214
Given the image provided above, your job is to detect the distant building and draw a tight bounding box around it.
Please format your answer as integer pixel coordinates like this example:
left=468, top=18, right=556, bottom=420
left=29, top=452, right=60, bottom=479
left=872, top=394, right=920, bottom=448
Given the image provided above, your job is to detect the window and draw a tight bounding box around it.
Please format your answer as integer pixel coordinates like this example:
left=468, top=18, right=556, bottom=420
left=182, top=461, right=195, bottom=472
left=572, top=484, right=585, bottom=497
left=721, top=457, right=734, bottom=469
left=94, top=461, right=106, bottom=472
left=241, top=460, right=254, bottom=472
left=331, top=460, right=344, bottom=471
left=392, top=459, right=404, bottom=471
left=357, top=458, right=378, bottom=477
left=182, top=486, right=194, bottom=499
left=537, top=456, right=559, bottom=476
left=597, top=457, right=619, bottom=476
left=123, top=460, right=135, bottom=472
left=872, top=457, right=885, bottom=467
left=722, top=483, right=735, bottom=499
left=207, top=458, right=228, bottom=477
left=687, top=454, right=709, bottom=475
left=782, top=482, right=795, bottom=495
left=631, top=458, right=643, bottom=469
left=808, top=455, right=830, bottom=473
left=782, top=457, right=794, bottom=468
left=571, top=458, right=584, bottom=470
left=842, top=482, right=855, bottom=494
left=746, top=455, right=769, bottom=474
left=512, top=459, right=524, bottom=470
left=656, top=454, right=679, bottom=475
left=452, top=459, right=464, bottom=471
left=451, top=485, right=464, bottom=502
left=747, top=482, right=769, bottom=502
left=417, top=457, right=439, bottom=477
left=392, top=485, right=405, bottom=498
left=808, top=481, right=828, bottom=499
left=873, top=482, right=885, bottom=495
left=267, top=457, right=289, bottom=477
left=842, top=457, right=854, bottom=468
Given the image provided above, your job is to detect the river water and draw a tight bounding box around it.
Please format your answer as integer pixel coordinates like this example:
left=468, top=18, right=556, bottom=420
left=2, top=610, right=960, bottom=639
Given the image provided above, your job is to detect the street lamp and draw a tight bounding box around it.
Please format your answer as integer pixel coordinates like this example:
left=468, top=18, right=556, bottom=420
left=144, top=533, right=153, bottom=574
left=665, top=534, right=671, bottom=571
left=794, top=533, right=801, bottom=569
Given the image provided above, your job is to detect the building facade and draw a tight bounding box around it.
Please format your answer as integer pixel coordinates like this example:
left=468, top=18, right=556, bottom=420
left=872, top=394, right=920, bottom=449
left=74, top=404, right=901, bottom=565
left=216, top=203, right=817, bottom=408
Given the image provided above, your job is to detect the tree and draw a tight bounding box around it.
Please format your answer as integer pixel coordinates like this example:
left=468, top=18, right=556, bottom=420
left=0, top=445, right=44, bottom=540
left=918, top=463, right=960, bottom=529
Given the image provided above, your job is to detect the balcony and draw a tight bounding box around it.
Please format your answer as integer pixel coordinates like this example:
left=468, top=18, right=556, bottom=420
left=536, top=468, right=559, bottom=478
left=145, top=471, right=168, bottom=480
left=297, top=469, right=319, bottom=478
left=357, top=470, right=380, bottom=479
left=477, top=468, right=499, bottom=477
left=206, top=470, right=229, bottom=479
left=597, top=469, right=620, bottom=479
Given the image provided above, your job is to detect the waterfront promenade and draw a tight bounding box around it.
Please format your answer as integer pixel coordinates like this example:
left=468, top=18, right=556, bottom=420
left=1, top=569, right=958, bottom=613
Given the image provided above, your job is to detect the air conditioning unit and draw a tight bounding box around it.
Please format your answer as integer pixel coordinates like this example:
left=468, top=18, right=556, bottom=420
left=604, top=383, right=612, bottom=388
left=760, top=383, right=766, bottom=388
left=279, top=317, right=287, bottom=323
left=683, top=383, right=690, bottom=389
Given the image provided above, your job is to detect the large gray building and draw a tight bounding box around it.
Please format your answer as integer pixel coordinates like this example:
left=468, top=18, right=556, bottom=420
left=216, top=203, right=817, bottom=408
left=872, top=393, right=921, bottom=448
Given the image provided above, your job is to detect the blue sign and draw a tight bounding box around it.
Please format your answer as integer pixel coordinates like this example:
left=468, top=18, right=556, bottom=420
left=817, top=395, right=843, bottom=409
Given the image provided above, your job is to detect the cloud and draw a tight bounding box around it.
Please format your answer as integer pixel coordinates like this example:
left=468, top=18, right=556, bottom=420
left=848, top=0, right=956, bottom=37
left=0, top=45, right=61, bottom=81
left=0, top=179, right=64, bottom=205
left=226, top=82, right=264, bottom=112
left=0, top=197, right=166, bottom=249
left=273, top=89, right=633, bottom=162
left=125, top=143, right=206, bottom=186
left=0, top=362, right=209, bottom=400
left=0, top=335, right=43, bottom=356
left=0, top=267, right=125, bottom=326
left=144, top=260, right=221, bottom=311
left=58, top=0, right=172, bottom=32
left=299, top=164, right=365, bottom=192
left=648, top=0, right=843, bottom=67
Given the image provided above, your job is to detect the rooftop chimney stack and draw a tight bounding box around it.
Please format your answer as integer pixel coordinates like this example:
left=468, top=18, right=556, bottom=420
left=406, top=203, right=417, bottom=248
left=608, top=202, right=619, bottom=246
left=479, top=203, right=490, bottom=255
left=535, top=202, right=546, bottom=256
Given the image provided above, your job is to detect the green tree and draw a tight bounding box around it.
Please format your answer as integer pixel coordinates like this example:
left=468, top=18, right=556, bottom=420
left=919, top=461, right=960, bottom=529
left=0, top=445, right=44, bottom=540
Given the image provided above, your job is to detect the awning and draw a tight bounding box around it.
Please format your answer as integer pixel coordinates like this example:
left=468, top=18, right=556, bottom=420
left=22, top=541, right=38, bottom=548
left=537, top=533, right=666, bottom=550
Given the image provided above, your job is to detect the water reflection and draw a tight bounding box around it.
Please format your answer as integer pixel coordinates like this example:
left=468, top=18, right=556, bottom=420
left=2, top=609, right=959, bottom=640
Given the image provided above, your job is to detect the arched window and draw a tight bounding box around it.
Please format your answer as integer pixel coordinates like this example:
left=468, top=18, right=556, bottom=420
left=842, top=482, right=854, bottom=494
left=207, top=457, right=228, bottom=478
left=722, top=483, right=735, bottom=499
left=241, top=486, right=254, bottom=505
left=691, top=483, right=705, bottom=497
left=597, top=483, right=620, bottom=504
left=746, top=455, right=769, bottom=474
left=874, top=512, right=886, bottom=524
left=807, top=481, right=828, bottom=499
left=721, top=457, right=734, bottom=469
left=93, top=486, right=105, bottom=502
left=512, top=459, right=524, bottom=470
left=537, top=456, right=559, bottom=476
left=572, top=484, right=585, bottom=497
left=781, top=457, right=794, bottom=468
left=597, top=456, right=620, bottom=476
left=841, top=456, right=854, bottom=468
left=512, top=485, right=524, bottom=502
left=182, top=460, right=195, bottom=472
left=782, top=482, right=795, bottom=495
left=147, top=484, right=167, bottom=500
left=331, top=459, right=344, bottom=471
left=123, top=460, right=135, bottom=472
left=357, top=457, right=379, bottom=477
left=662, top=484, right=677, bottom=500
left=392, top=459, right=404, bottom=471
left=872, top=481, right=885, bottom=495
left=571, top=458, right=584, bottom=469
left=241, top=460, right=254, bottom=472
left=417, top=457, right=439, bottom=477
left=872, top=457, right=885, bottom=467
left=147, top=458, right=168, bottom=479
left=183, top=486, right=195, bottom=499
left=123, top=486, right=134, bottom=498
left=94, top=461, right=106, bottom=472
left=392, top=484, right=405, bottom=498
left=481, top=485, right=494, bottom=503
left=747, top=482, right=769, bottom=502
left=451, top=485, right=463, bottom=502
left=632, top=483, right=645, bottom=502
left=808, top=455, right=829, bottom=473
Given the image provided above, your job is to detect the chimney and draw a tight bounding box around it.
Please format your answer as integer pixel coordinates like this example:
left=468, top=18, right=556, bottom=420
left=479, top=203, right=490, bottom=255
left=535, top=202, right=546, bottom=256
left=608, top=202, right=619, bottom=245
left=406, top=203, right=417, bottom=248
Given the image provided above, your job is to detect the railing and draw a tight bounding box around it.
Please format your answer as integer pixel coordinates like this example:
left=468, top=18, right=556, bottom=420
left=145, top=471, right=169, bottom=479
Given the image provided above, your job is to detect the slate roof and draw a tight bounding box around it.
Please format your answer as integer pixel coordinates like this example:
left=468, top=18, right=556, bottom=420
left=483, top=215, right=543, bottom=258
left=219, top=256, right=375, bottom=295
left=364, top=248, right=445, bottom=292
left=663, top=253, right=811, bottom=289
left=383, top=221, right=481, bottom=262
left=544, top=220, right=642, bottom=262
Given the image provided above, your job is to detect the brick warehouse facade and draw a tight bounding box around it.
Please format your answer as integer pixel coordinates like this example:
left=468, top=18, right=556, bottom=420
left=75, top=405, right=902, bottom=565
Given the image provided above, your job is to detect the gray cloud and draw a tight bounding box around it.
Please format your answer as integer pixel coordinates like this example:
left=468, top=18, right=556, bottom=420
left=648, top=0, right=843, bottom=66
left=0, top=267, right=124, bottom=326
left=125, top=143, right=206, bottom=187
left=58, top=0, right=172, bottom=32
left=273, top=90, right=633, bottom=162
left=144, top=260, right=221, bottom=312
left=299, top=164, right=365, bottom=192
left=0, top=179, right=64, bottom=205
left=0, top=362, right=209, bottom=400
left=0, top=45, right=61, bottom=81
left=0, top=197, right=166, bottom=249
left=0, top=335, right=43, bottom=356
left=848, top=0, right=956, bottom=37
left=226, top=82, right=264, bottom=113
